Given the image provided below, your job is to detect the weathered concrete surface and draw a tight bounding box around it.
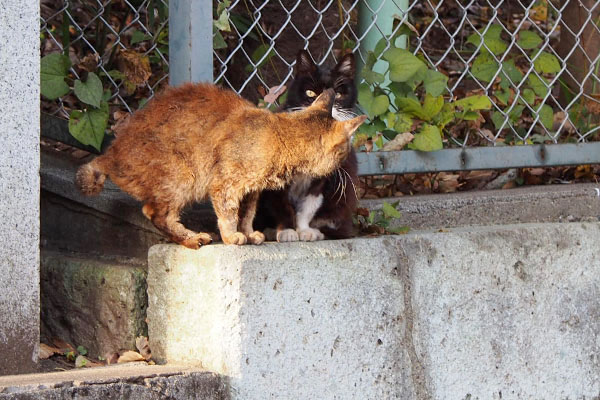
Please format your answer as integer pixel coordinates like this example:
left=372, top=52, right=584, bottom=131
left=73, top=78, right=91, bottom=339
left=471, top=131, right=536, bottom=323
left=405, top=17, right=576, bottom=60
left=0, top=1, right=40, bottom=375
left=148, top=222, right=600, bottom=399
left=41, top=148, right=216, bottom=260
left=40, top=252, right=148, bottom=359
left=0, top=364, right=228, bottom=399
left=362, top=183, right=600, bottom=230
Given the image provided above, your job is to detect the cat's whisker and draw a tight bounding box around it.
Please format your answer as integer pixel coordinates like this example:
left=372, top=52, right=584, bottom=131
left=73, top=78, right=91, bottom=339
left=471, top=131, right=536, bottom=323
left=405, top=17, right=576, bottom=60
left=337, top=169, right=347, bottom=204
left=286, top=106, right=307, bottom=113
left=333, top=169, right=344, bottom=203
left=340, top=167, right=358, bottom=201
left=332, top=107, right=358, bottom=121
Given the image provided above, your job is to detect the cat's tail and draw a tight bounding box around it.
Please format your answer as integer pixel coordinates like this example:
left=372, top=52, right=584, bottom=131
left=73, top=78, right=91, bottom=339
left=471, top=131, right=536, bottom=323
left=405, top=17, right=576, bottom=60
left=75, top=158, right=107, bottom=196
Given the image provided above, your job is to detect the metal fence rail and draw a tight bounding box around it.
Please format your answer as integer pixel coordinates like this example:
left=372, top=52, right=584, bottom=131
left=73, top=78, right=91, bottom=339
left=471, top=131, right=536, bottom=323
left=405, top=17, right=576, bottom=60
left=40, top=0, right=600, bottom=173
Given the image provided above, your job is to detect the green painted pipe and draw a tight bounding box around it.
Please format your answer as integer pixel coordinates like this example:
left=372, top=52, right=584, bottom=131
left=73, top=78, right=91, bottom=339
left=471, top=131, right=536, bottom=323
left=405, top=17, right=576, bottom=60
left=356, top=0, right=409, bottom=80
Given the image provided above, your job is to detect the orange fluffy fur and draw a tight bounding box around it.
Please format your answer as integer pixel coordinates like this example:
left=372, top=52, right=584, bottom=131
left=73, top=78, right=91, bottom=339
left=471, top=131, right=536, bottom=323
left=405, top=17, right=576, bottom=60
left=76, top=83, right=366, bottom=249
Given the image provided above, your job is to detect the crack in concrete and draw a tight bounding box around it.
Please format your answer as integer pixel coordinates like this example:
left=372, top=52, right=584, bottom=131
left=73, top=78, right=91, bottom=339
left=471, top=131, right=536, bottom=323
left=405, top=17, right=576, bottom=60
left=396, top=241, right=432, bottom=400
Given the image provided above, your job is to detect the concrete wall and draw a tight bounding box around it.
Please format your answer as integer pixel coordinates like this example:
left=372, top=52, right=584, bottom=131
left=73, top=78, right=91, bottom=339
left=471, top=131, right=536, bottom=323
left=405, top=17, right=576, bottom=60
left=0, top=1, right=40, bottom=374
left=148, top=222, right=600, bottom=399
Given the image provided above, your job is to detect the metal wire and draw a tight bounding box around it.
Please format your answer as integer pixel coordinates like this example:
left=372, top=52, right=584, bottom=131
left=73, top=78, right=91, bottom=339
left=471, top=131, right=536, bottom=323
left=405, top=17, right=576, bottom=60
left=41, top=0, right=600, bottom=153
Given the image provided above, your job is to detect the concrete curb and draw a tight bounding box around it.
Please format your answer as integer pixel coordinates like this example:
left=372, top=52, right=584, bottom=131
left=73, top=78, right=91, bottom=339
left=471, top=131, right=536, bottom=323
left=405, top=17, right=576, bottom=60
left=148, top=222, right=600, bottom=399
left=0, top=364, right=227, bottom=400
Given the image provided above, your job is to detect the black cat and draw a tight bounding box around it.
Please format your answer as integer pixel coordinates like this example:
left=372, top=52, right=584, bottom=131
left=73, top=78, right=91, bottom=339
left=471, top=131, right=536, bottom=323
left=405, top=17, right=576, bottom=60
left=255, top=49, right=359, bottom=242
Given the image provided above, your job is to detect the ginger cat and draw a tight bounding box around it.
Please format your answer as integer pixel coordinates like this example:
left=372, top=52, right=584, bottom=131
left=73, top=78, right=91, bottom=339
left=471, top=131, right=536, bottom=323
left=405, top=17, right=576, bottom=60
left=75, top=83, right=366, bottom=249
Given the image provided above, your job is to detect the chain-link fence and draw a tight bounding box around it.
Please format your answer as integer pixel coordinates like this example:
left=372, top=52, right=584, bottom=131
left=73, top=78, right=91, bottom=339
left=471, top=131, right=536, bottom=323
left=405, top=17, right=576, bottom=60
left=40, top=0, right=600, bottom=171
left=41, top=0, right=169, bottom=118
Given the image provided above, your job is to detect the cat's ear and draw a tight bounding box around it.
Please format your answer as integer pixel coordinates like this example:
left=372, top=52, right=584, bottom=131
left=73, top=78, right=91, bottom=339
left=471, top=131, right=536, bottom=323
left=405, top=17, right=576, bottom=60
left=338, top=115, right=367, bottom=137
left=308, top=88, right=335, bottom=114
left=333, top=53, right=355, bottom=79
left=295, top=50, right=318, bottom=76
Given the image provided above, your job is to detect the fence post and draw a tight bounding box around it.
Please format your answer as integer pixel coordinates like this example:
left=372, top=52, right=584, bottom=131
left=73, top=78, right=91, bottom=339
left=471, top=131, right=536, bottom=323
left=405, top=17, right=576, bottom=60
left=357, top=0, right=409, bottom=77
left=0, top=0, right=40, bottom=375
left=169, top=0, right=213, bottom=85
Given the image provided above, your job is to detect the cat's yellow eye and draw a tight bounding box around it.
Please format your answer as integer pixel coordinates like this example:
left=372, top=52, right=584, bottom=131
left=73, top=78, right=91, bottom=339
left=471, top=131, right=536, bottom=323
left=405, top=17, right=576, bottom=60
left=335, top=92, right=342, bottom=99
left=305, top=90, right=317, bottom=98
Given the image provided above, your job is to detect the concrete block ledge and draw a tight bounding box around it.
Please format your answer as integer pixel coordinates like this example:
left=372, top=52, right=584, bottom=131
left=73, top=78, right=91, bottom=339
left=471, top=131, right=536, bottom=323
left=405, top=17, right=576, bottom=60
left=0, top=364, right=227, bottom=399
left=148, top=222, right=600, bottom=399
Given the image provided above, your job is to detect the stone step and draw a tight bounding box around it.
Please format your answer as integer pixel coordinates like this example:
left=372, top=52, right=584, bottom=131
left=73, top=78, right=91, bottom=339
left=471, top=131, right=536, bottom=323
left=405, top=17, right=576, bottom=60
left=0, top=364, right=226, bottom=399
left=147, top=222, right=600, bottom=399
left=40, top=252, right=148, bottom=359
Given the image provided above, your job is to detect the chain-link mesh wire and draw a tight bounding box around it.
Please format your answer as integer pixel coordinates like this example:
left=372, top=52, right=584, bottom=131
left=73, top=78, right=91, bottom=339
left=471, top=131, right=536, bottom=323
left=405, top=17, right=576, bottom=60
left=214, top=0, right=600, bottom=147
left=41, top=0, right=600, bottom=150
left=41, top=0, right=169, bottom=122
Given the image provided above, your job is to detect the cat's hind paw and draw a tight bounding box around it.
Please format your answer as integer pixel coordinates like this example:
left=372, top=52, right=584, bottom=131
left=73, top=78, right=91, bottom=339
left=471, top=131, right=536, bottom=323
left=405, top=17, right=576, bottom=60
left=297, top=228, right=325, bottom=242
left=248, top=231, right=265, bottom=245
left=277, top=228, right=299, bottom=242
left=223, top=232, right=247, bottom=245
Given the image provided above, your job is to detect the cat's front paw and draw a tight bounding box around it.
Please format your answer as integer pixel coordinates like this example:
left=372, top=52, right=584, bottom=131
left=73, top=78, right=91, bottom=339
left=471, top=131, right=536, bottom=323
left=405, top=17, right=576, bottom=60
left=180, top=232, right=213, bottom=249
left=223, top=232, right=247, bottom=245
left=297, top=228, right=325, bottom=242
left=248, top=231, right=265, bottom=245
left=277, top=228, right=299, bottom=242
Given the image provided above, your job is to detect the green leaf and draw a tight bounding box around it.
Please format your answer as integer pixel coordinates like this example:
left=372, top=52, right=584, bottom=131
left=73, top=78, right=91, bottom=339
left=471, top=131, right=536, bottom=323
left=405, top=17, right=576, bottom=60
left=518, top=30, right=543, bottom=49
left=361, top=68, right=385, bottom=85
left=246, top=44, right=275, bottom=72
left=387, top=226, right=410, bottom=234
left=383, top=48, right=425, bottom=82
left=521, top=88, right=536, bottom=105
left=73, top=72, right=103, bottom=108
left=216, top=0, right=231, bottom=16
left=40, top=53, right=71, bottom=100
left=131, top=29, right=152, bottom=45
left=537, top=104, right=554, bottom=130
left=508, top=105, right=526, bottom=122
left=388, top=82, right=412, bottom=98
left=422, top=94, right=444, bottom=120
left=533, top=51, right=561, bottom=74
left=68, top=101, right=109, bottom=151
left=471, top=53, right=499, bottom=83
left=77, top=345, right=88, bottom=356
left=393, top=113, right=413, bottom=132
left=495, top=88, right=510, bottom=105
left=467, top=24, right=507, bottom=55
left=213, top=29, right=227, bottom=50
left=454, top=95, right=492, bottom=111
left=462, top=111, right=482, bottom=121
left=501, top=59, right=523, bottom=85
left=528, top=74, right=550, bottom=98
left=396, top=97, right=428, bottom=120
left=373, top=37, right=390, bottom=59
left=358, top=118, right=386, bottom=136
left=214, top=5, right=231, bottom=32
left=382, top=201, right=402, bottom=219
left=423, top=69, right=448, bottom=96
left=491, top=111, right=507, bottom=130
left=410, top=124, right=443, bottom=152
left=358, top=83, right=389, bottom=118
left=434, top=103, right=455, bottom=128
left=370, top=95, right=390, bottom=118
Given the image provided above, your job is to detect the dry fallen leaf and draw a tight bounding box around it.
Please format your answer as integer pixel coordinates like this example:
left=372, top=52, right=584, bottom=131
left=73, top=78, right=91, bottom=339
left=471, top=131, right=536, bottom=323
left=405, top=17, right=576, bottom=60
left=105, top=351, right=120, bottom=365
left=382, top=132, right=414, bottom=151
left=118, top=49, right=152, bottom=88
left=117, top=350, right=146, bottom=363
left=437, top=172, right=462, bottom=193
left=263, top=85, right=287, bottom=104
left=39, top=343, right=62, bottom=360
left=78, top=53, right=100, bottom=72
left=553, top=111, right=576, bottom=134
left=135, top=336, right=152, bottom=361
left=51, top=338, right=75, bottom=354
